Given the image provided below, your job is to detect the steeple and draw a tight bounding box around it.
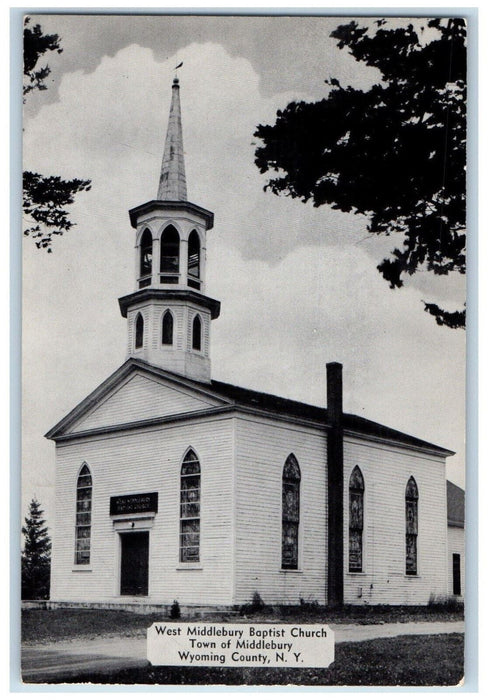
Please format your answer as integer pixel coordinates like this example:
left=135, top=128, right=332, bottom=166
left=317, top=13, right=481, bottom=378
left=157, top=77, right=187, bottom=201
left=119, top=77, right=220, bottom=384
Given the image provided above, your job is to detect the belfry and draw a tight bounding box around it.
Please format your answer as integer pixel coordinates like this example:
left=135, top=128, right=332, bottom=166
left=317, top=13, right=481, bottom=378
left=118, top=77, right=220, bottom=383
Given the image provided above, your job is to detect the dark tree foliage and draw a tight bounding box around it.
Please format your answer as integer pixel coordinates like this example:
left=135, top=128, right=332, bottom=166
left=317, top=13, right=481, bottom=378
left=254, top=19, right=466, bottom=328
left=23, top=17, right=63, bottom=97
left=23, top=17, right=91, bottom=252
left=23, top=172, right=91, bottom=252
left=21, top=498, right=51, bottom=600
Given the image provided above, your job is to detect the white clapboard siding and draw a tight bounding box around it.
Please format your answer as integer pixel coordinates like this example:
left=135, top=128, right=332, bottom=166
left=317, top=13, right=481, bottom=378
left=343, top=436, right=448, bottom=605
left=67, top=372, right=220, bottom=434
left=233, top=416, right=328, bottom=606
left=447, top=525, right=464, bottom=599
left=50, top=415, right=235, bottom=605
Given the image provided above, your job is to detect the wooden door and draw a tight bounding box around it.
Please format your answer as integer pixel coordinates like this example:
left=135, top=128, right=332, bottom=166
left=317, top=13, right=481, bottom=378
left=120, top=531, right=149, bottom=596
left=453, top=552, right=461, bottom=595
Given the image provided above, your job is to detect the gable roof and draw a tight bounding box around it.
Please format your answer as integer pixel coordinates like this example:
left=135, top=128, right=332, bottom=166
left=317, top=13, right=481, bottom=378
left=46, top=358, right=454, bottom=456
left=447, top=480, right=465, bottom=527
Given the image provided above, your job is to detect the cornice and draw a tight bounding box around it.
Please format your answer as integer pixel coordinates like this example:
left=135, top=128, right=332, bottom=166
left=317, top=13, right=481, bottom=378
left=118, top=288, right=221, bottom=319
left=129, top=200, right=214, bottom=230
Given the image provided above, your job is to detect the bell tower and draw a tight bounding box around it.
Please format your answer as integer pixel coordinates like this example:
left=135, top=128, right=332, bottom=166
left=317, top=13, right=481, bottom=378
left=118, top=77, right=220, bottom=383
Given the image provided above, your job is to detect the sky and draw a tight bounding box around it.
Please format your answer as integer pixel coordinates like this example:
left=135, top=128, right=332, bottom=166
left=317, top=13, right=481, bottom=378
left=22, top=13, right=466, bottom=527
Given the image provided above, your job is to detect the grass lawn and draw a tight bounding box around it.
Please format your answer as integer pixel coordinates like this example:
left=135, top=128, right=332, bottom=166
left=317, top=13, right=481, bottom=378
left=22, top=604, right=464, bottom=645
left=35, top=634, right=464, bottom=686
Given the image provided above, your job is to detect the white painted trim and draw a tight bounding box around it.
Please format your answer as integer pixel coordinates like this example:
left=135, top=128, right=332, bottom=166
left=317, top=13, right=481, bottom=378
left=156, top=219, right=184, bottom=241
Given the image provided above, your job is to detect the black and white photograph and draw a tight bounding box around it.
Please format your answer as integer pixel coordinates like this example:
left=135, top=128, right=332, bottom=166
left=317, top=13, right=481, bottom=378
left=21, top=12, right=467, bottom=687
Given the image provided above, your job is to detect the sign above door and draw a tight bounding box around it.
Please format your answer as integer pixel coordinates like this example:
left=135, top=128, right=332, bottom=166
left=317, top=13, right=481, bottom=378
left=110, top=492, right=158, bottom=516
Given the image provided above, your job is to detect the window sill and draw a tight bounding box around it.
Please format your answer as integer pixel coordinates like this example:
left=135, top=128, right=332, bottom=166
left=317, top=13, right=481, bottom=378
left=404, top=574, right=421, bottom=579
left=72, top=565, right=92, bottom=572
left=176, top=564, right=203, bottom=571
left=279, top=568, right=303, bottom=574
left=347, top=571, right=367, bottom=576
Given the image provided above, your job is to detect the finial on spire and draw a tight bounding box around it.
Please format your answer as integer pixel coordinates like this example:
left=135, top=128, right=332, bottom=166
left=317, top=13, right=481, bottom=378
left=157, top=76, right=187, bottom=201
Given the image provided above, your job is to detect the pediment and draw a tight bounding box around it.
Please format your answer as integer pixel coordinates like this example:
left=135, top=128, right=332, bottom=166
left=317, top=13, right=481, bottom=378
left=47, top=360, right=230, bottom=439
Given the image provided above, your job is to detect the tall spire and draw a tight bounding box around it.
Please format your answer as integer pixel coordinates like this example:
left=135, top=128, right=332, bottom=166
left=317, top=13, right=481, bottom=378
left=157, top=77, right=187, bottom=201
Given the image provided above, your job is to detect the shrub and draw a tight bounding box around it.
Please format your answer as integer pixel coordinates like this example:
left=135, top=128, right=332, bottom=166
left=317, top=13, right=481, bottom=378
left=428, top=593, right=464, bottom=612
left=170, top=600, right=181, bottom=619
left=251, top=591, right=265, bottom=611
left=239, top=591, right=266, bottom=616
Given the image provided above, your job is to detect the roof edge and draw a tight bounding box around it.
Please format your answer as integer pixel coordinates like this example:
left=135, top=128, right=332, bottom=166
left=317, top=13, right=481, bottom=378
left=343, top=428, right=455, bottom=458
left=129, top=200, right=214, bottom=229
left=45, top=358, right=454, bottom=457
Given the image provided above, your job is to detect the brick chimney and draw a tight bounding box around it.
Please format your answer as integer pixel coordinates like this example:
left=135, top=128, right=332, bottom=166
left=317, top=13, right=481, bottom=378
left=327, top=362, right=344, bottom=607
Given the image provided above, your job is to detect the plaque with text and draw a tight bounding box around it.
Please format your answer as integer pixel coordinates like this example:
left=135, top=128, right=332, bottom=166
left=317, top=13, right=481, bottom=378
left=110, top=492, right=158, bottom=516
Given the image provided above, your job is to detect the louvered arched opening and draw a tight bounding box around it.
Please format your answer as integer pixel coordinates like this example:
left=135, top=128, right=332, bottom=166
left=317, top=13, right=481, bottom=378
left=188, top=230, right=201, bottom=289
left=135, top=313, right=144, bottom=349
left=192, top=314, right=202, bottom=351
left=139, top=228, right=152, bottom=288
left=160, top=225, right=180, bottom=284
left=162, top=310, right=174, bottom=345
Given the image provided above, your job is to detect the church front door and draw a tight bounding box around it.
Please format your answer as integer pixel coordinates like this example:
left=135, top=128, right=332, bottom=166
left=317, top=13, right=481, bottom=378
left=120, top=531, right=149, bottom=596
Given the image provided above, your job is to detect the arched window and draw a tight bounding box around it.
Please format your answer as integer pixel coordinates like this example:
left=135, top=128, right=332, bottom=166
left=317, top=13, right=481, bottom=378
left=160, top=225, right=180, bottom=284
left=180, top=449, right=200, bottom=562
left=349, top=466, right=365, bottom=572
left=139, top=228, right=152, bottom=288
left=162, top=310, right=174, bottom=346
left=405, top=476, right=419, bottom=575
left=135, top=313, right=144, bottom=349
left=282, top=454, right=301, bottom=569
left=192, top=315, right=202, bottom=351
left=75, top=464, right=92, bottom=565
left=187, top=230, right=200, bottom=289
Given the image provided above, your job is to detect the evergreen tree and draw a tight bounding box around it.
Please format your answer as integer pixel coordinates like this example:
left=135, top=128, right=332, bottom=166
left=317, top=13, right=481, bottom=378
left=254, top=19, right=466, bottom=328
left=21, top=498, right=51, bottom=600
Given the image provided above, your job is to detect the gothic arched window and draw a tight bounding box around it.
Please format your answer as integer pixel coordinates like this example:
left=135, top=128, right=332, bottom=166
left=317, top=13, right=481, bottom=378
left=75, top=464, right=92, bottom=565
left=192, top=314, right=202, bottom=351
left=160, top=225, right=180, bottom=283
left=349, top=466, right=365, bottom=572
left=405, top=476, right=419, bottom=575
left=180, top=449, right=200, bottom=562
left=282, top=454, right=301, bottom=569
left=139, top=228, right=152, bottom=287
left=188, top=230, right=201, bottom=289
left=162, top=310, right=174, bottom=346
left=135, top=313, right=144, bottom=349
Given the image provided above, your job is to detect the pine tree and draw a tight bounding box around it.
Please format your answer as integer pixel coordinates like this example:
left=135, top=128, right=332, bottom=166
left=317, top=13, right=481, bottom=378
left=21, top=498, right=51, bottom=600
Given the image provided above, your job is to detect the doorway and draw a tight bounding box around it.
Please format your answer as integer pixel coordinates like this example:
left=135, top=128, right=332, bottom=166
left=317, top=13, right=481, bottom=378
left=452, top=552, right=461, bottom=595
left=120, top=531, right=149, bottom=596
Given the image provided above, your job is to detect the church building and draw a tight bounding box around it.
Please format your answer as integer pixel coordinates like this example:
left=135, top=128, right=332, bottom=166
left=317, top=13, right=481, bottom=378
left=47, top=78, right=454, bottom=609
